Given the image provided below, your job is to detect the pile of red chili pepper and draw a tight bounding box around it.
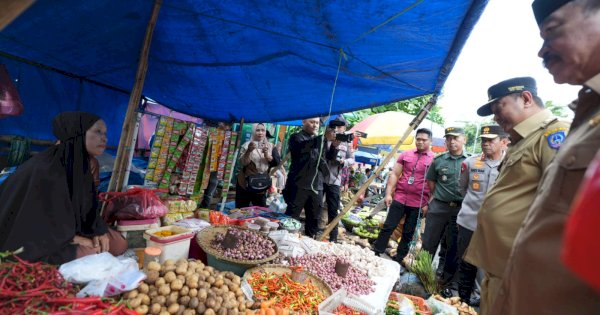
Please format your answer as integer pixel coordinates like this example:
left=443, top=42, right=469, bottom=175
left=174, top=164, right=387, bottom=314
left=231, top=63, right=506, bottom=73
left=248, top=270, right=326, bottom=314
left=0, top=254, right=136, bottom=314
left=332, top=304, right=368, bottom=315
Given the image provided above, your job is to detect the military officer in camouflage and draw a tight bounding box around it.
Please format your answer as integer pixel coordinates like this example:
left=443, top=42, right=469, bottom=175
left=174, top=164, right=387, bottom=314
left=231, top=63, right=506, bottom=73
left=464, top=77, right=570, bottom=314
left=422, top=127, right=468, bottom=284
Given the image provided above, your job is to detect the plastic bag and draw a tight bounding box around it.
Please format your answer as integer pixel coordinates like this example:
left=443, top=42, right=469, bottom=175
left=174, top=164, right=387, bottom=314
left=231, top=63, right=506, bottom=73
left=59, top=252, right=146, bottom=297
left=0, top=64, right=24, bottom=118
left=426, top=296, right=458, bottom=315
left=99, top=187, right=168, bottom=221
left=385, top=293, right=416, bottom=315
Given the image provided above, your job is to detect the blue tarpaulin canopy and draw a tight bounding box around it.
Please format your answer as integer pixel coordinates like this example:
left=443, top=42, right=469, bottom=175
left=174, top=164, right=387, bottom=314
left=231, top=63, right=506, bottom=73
left=0, top=0, right=488, bottom=146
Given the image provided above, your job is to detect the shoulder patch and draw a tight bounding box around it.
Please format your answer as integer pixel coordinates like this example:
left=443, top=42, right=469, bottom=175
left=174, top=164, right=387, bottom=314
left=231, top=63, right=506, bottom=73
left=461, top=162, right=467, bottom=174
left=544, top=127, right=568, bottom=149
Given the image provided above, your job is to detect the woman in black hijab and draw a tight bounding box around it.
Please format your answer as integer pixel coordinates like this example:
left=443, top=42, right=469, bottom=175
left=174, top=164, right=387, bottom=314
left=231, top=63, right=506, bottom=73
left=0, top=112, right=127, bottom=264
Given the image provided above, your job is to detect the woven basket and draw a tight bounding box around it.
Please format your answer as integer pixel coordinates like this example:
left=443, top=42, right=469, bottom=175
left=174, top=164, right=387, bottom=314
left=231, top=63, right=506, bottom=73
left=243, top=264, right=333, bottom=298
left=196, top=225, right=279, bottom=266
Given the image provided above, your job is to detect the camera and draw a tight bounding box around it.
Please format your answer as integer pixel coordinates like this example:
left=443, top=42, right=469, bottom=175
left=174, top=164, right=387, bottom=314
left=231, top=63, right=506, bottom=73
left=335, top=132, right=354, bottom=142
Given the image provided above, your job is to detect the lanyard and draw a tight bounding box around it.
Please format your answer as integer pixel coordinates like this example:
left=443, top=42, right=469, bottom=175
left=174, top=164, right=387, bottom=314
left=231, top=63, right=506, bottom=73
left=410, top=153, right=422, bottom=177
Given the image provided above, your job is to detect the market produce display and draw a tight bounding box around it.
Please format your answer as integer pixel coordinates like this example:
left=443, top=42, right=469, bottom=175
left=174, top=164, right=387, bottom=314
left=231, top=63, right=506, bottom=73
left=210, top=227, right=277, bottom=261
left=0, top=253, right=133, bottom=314
left=287, top=254, right=375, bottom=296
left=279, top=218, right=301, bottom=232
left=407, top=251, right=438, bottom=295
left=332, top=304, right=369, bottom=315
left=128, top=258, right=249, bottom=314
left=245, top=266, right=329, bottom=314
left=317, top=242, right=386, bottom=277
left=385, top=292, right=430, bottom=315
left=431, top=294, right=477, bottom=315
left=351, top=218, right=380, bottom=240
left=337, top=229, right=372, bottom=249
left=341, top=213, right=363, bottom=229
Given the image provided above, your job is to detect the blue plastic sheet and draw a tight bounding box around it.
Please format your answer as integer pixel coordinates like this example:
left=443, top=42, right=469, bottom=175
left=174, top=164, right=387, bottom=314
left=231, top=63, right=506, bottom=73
left=0, top=0, right=488, bottom=146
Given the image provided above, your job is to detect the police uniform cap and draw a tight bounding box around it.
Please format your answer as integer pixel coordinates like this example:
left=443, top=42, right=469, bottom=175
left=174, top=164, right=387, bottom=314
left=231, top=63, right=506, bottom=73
left=532, top=0, right=573, bottom=26
left=479, top=125, right=507, bottom=139
left=477, top=77, right=538, bottom=117
left=444, top=127, right=465, bottom=137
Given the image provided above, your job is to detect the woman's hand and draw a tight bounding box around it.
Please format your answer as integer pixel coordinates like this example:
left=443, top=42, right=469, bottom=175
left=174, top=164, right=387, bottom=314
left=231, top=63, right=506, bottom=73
left=72, top=235, right=101, bottom=254
left=72, top=235, right=93, bottom=247
left=247, top=141, right=257, bottom=152
left=93, top=234, right=110, bottom=253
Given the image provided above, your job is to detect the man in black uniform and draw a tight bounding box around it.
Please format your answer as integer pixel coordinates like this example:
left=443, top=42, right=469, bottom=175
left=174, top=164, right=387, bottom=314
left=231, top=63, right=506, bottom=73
left=284, top=117, right=336, bottom=237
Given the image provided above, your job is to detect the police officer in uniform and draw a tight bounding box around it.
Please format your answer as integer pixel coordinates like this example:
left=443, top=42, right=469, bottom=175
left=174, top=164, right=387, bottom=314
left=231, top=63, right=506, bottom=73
left=464, top=77, right=570, bottom=314
left=445, top=125, right=508, bottom=304
left=489, top=1, right=600, bottom=313
left=423, top=127, right=468, bottom=283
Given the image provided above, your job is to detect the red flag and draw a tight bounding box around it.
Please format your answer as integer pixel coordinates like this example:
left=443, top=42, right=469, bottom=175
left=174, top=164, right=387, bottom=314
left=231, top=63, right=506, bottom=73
left=562, top=149, right=600, bottom=292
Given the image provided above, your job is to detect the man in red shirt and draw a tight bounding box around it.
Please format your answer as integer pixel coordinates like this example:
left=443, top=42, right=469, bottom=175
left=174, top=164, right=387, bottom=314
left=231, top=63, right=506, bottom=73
left=372, top=128, right=434, bottom=268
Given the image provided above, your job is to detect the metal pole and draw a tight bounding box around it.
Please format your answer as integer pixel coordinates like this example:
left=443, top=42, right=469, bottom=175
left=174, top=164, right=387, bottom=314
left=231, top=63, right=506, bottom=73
left=471, top=123, right=479, bottom=155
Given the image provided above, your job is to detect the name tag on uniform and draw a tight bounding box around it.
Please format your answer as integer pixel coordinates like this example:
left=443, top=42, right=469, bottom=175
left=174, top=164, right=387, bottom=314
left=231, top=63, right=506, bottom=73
left=408, top=176, right=415, bottom=185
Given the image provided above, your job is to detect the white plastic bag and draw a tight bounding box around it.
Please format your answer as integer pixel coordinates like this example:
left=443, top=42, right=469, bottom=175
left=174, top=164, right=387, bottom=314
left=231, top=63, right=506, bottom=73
left=59, top=252, right=146, bottom=297
left=426, top=296, right=459, bottom=315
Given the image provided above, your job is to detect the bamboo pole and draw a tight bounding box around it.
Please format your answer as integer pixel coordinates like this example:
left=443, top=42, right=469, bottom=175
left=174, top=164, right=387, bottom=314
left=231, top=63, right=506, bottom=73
left=269, top=152, right=290, bottom=177
left=318, top=94, right=438, bottom=241
left=107, top=0, right=162, bottom=193
left=121, top=112, right=142, bottom=190
left=0, top=0, right=34, bottom=31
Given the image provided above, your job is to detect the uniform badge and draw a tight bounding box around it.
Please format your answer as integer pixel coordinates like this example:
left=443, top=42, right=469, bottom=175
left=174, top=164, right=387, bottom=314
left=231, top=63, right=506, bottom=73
left=472, top=182, right=480, bottom=190
left=441, top=175, right=448, bottom=182
left=544, top=128, right=567, bottom=149
left=461, top=162, right=467, bottom=174
left=473, top=174, right=479, bottom=180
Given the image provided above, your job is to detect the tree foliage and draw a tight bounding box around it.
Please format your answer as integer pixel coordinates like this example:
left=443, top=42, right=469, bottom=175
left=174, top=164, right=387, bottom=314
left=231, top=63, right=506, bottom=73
left=344, top=94, right=445, bottom=128
left=545, top=100, right=571, bottom=118
left=462, top=119, right=495, bottom=155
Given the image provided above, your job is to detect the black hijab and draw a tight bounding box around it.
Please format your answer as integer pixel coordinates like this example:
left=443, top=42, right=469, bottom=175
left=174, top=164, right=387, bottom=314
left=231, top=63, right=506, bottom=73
left=0, top=112, right=108, bottom=264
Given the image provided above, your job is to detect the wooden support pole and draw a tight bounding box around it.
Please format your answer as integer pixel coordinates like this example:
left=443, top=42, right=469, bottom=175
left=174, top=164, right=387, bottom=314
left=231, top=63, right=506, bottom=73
left=269, top=152, right=290, bottom=177
left=107, top=0, right=162, bottom=193
left=318, top=94, right=438, bottom=241
left=0, top=0, right=34, bottom=31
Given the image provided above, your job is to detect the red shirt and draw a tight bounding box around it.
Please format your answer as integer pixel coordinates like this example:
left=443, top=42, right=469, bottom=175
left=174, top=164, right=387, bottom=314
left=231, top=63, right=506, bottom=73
left=393, top=149, right=434, bottom=208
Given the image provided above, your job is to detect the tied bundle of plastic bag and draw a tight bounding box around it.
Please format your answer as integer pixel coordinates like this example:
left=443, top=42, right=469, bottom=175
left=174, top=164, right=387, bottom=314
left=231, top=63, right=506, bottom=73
left=99, top=187, right=168, bottom=222
left=59, top=252, right=146, bottom=297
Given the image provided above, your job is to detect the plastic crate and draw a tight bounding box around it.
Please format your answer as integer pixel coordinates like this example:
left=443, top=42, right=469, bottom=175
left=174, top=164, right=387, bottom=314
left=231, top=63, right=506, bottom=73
left=143, top=226, right=194, bottom=263
left=319, top=289, right=379, bottom=315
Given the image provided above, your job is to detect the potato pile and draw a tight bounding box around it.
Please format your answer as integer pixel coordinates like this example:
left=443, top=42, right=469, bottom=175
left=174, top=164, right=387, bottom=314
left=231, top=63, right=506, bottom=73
left=126, top=259, right=250, bottom=315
